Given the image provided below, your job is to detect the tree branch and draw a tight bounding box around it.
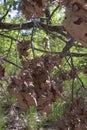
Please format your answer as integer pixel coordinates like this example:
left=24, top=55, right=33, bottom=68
left=0, top=21, right=64, bottom=34
left=34, top=47, right=87, bottom=57
left=0, top=33, right=19, bottom=41
left=1, top=57, right=22, bottom=69
left=0, top=9, right=10, bottom=21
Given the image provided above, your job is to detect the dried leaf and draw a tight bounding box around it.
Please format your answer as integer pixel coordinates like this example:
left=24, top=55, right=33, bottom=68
left=63, top=0, right=87, bottom=48
left=17, top=40, right=31, bottom=58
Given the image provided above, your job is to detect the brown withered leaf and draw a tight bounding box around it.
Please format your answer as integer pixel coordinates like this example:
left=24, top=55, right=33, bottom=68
left=22, top=59, right=30, bottom=69
left=18, top=100, right=28, bottom=111
left=43, top=54, right=55, bottom=72
left=53, top=76, right=63, bottom=93
left=69, top=68, right=77, bottom=79
left=63, top=0, right=87, bottom=48
left=60, top=97, right=87, bottom=130
left=59, top=70, right=70, bottom=80
left=17, top=40, right=31, bottom=58
left=37, top=96, right=47, bottom=107
left=52, top=55, right=62, bottom=66
left=22, top=92, right=37, bottom=107
left=41, top=105, right=51, bottom=115
left=33, top=68, right=49, bottom=85
left=41, top=79, right=51, bottom=91
left=37, top=92, right=53, bottom=109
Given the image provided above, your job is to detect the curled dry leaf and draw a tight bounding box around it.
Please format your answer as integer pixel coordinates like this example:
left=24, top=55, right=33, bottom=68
left=17, top=94, right=29, bottom=111
left=8, top=54, right=63, bottom=113
left=43, top=54, right=62, bottom=72
left=21, top=92, right=37, bottom=106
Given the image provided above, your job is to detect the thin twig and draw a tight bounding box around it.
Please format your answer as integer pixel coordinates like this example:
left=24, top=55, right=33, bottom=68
left=0, top=9, right=10, bottom=21
left=0, top=33, right=20, bottom=42
left=71, top=79, right=74, bottom=104
left=30, top=21, right=35, bottom=58
left=77, top=75, right=87, bottom=91
left=60, top=38, right=75, bottom=58
left=69, top=52, right=86, bottom=90
left=48, top=5, right=59, bottom=21
left=1, top=57, right=22, bottom=69
left=34, top=47, right=87, bottom=57
left=69, top=52, right=76, bottom=104
left=65, top=55, right=75, bottom=104
left=6, top=39, right=13, bottom=58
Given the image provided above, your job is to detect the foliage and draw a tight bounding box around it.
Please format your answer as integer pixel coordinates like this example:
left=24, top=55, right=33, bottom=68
left=0, top=0, right=87, bottom=129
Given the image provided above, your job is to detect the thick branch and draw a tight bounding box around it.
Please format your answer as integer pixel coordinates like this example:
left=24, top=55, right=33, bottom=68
left=0, top=21, right=64, bottom=34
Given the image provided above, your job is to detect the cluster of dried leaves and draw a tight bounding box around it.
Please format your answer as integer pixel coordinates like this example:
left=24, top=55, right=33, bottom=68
left=57, top=97, right=87, bottom=130
left=8, top=54, right=63, bottom=113
left=59, top=68, right=77, bottom=80
left=17, top=40, right=31, bottom=58
left=19, top=0, right=62, bottom=19
left=19, top=0, right=48, bottom=19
